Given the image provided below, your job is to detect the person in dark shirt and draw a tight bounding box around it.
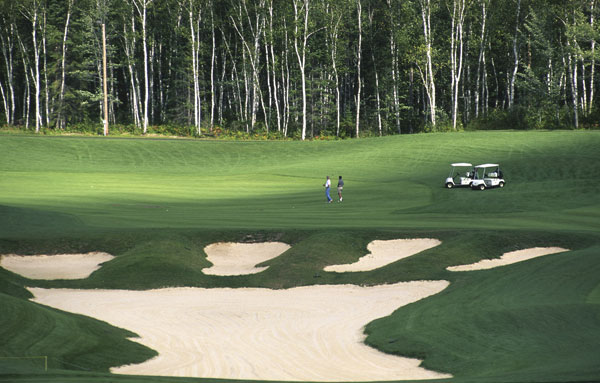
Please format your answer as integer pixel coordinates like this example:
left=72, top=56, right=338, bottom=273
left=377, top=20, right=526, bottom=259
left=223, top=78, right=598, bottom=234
left=337, top=176, right=344, bottom=202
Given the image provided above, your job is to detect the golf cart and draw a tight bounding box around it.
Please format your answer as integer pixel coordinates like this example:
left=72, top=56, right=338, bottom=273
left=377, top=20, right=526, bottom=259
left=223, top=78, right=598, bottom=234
left=445, top=163, right=474, bottom=188
left=470, top=164, right=505, bottom=190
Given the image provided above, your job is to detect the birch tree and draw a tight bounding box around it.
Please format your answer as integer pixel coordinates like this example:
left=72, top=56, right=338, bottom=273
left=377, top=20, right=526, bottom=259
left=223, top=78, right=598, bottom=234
left=122, top=7, right=142, bottom=128
left=367, top=5, right=382, bottom=135
left=508, top=0, right=521, bottom=108
left=355, top=0, right=362, bottom=138
left=56, top=0, right=74, bottom=130
left=325, top=2, right=343, bottom=136
left=210, top=1, right=216, bottom=132
left=131, top=0, right=153, bottom=134
left=293, top=0, right=312, bottom=140
left=187, top=0, right=202, bottom=134
left=417, top=0, right=436, bottom=126
left=21, top=0, right=45, bottom=132
left=586, top=0, right=597, bottom=115
left=266, top=0, right=282, bottom=132
left=449, top=0, right=469, bottom=130
left=0, top=15, right=16, bottom=125
left=475, top=0, right=489, bottom=118
left=230, top=0, right=269, bottom=132
left=386, top=0, right=401, bottom=133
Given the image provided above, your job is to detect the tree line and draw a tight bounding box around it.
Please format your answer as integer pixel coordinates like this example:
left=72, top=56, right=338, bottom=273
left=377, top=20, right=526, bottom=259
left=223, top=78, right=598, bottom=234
left=0, top=0, right=598, bottom=139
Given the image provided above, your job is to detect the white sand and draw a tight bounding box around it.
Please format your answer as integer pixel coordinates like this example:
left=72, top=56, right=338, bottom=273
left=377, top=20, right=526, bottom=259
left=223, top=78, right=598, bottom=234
left=0, top=252, right=114, bottom=280
left=29, top=281, right=451, bottom=381
left=447, top=247, right=569, bottom=272
left=202, top=242, right=290, bottom=276
left=324, top=238, right=441, bottom=273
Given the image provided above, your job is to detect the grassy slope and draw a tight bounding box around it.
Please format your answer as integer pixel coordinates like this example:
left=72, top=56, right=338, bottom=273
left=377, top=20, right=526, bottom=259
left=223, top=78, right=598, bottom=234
left=0, top=131, right=599, bottom=383
left=365, top=246, right=600, bottom=383
left=1, top=131, right=598, bottom=234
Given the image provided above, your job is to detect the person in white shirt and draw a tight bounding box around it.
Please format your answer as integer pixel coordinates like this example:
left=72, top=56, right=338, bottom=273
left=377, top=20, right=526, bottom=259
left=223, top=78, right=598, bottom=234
left=323, top=176, right=332, bottom=203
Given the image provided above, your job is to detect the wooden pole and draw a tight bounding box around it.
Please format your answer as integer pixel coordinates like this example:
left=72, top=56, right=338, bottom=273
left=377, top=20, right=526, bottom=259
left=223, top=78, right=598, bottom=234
left=102, top=23, right=108, bottom=136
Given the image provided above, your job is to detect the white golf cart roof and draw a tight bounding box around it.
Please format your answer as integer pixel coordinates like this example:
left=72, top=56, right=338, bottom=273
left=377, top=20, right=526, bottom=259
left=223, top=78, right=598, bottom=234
left=474, top=163, right=499, bottom=168
left=451, top=162, right=472, bottom=167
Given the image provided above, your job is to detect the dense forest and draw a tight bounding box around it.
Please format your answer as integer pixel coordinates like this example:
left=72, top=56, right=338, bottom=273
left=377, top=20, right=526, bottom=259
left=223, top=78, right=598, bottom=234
left=0, top=0, right=598, bottom=138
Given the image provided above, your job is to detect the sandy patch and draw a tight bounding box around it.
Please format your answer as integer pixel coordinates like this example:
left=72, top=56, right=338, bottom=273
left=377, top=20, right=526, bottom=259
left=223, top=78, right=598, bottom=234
left=0, top=252, right=114, bottom=280
left=29, top=281, right=451, bottom=381
left=447, top=247, right=569, bottom=272
left=324, top=238, right=441, bottom=273
left=202, top=242, right=290, bottom=276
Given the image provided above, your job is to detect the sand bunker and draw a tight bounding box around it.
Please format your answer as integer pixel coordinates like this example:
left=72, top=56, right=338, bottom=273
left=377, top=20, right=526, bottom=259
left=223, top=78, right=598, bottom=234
left=0, top=252, right=114, bottom=280
left=202, top=242, right=290, bottom=276
left=30, top=281, right=451, bottom=381
left=447, top=247, right=569, bottom=272
left=324, top=238, right=441, bottom=273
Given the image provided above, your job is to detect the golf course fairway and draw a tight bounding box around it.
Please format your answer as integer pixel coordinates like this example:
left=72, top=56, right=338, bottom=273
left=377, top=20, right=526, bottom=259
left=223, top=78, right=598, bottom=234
left=1, top=130, right=599, bottom=383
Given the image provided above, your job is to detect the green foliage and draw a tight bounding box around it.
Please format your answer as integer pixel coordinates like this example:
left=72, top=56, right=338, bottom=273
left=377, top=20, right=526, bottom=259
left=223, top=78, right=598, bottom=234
left=3, top=0, right=599, bottom=138
left=466, top=106, right=580, bottom=131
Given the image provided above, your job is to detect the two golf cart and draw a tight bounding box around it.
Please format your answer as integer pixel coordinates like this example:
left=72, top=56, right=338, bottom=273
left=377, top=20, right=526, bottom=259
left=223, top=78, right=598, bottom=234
left=470, top=163, right=505, bottom=190
left=445, top=163, right=506, bottom=190
left=445, top=163, right=474, bottom=189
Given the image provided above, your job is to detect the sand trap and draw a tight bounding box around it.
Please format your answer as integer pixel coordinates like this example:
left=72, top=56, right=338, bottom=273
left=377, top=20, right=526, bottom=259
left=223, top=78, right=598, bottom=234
left=324, top=238, right=441, bottom=273
left=202, top=242, right=290, bottom=276
left=0, top=252, right=114, bottom=280
left=29, top=281, right=451, bottom=381
left=447, top=247, right=569, bottom=272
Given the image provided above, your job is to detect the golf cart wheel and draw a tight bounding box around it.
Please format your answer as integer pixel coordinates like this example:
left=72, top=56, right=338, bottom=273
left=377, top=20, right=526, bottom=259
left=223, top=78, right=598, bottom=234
left=478, top=184, right=486, bottom=191
left=445, top=182, right=453, bottom=189
left=499, top=181, right=505, bottom=188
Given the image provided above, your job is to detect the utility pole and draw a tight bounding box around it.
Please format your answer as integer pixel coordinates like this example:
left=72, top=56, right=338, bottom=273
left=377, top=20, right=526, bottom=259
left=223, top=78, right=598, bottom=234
left=102, top=23, right=109, bottom=136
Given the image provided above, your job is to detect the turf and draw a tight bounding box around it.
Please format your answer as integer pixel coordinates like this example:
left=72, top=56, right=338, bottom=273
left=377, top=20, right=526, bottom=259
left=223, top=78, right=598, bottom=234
left=0, top=131, right=599, bottom=383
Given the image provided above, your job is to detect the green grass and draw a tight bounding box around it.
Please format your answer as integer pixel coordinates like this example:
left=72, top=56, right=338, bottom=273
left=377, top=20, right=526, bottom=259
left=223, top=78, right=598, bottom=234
left=0, top=131, right=599, bottom=383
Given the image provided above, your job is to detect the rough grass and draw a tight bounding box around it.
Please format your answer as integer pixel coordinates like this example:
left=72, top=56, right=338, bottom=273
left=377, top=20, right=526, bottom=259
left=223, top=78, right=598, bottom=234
left=0, top=131, right=599, bottom=383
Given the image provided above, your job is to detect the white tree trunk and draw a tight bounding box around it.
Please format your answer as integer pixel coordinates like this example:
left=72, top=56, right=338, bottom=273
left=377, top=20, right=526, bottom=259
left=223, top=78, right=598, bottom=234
left=132, top=0, right=152, bottom=134
left=42, top=10, right=49, bottom=128
left=56, top=0, right=73, bottom=129
left=282, top=21, right=291, bottom=136
left=26, top=0, right=43, bottom=132
left=188, top=0, right=202, bottom=134
left=210, top=3, right=216, bottom=131
left=418, top=0, right=436, bottom=126
left=267, top=0, right=282, bottom=132
left=142, top=2, right=150, bottom=133
left=0, top=23, right=16, bottom=125
left=475, top=0, right=488, bottom=118
left=123, top=15, right=141, bottom=128
left=450, top=0, right=467, bottom=130
left=588, top=0, right=596, bottom=115
left=509, top=0, right=521, bottom=108
left=16, top=29, right=31, bottom=129
left=329, top=11, right=342, bottom=136
left=293, top=0, right=311, bottom=140
left=386, top=0, right=401, bottom=133
left=355, top=0, right=362, bottom=138
left=566, top=47, right=579, bottom=128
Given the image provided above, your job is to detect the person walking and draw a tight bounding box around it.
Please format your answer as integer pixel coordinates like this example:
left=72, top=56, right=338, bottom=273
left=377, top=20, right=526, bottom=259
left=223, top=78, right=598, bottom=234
left=323, top=176, right=333, bottom=203
left=337, top=176, right=344, bottom=202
